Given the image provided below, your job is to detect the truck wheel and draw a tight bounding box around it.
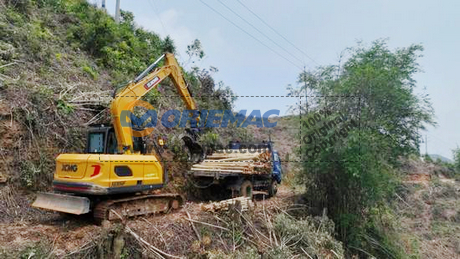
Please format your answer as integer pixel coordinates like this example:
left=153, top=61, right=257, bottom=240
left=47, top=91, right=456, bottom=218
left=240, top=180, right=253, bottom=198
left=268, top=180, right=278, bottom=197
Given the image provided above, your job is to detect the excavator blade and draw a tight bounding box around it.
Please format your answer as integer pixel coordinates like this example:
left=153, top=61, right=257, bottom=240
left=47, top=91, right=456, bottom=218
left=32, top=192, right=90, bottom=215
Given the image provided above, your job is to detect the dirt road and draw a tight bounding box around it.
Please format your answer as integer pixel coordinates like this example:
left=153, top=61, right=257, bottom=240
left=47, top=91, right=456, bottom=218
left=0, top=186, right=296, bottom=257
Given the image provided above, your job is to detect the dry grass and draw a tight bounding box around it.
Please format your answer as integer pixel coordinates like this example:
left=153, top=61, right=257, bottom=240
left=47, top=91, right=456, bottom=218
left=395, top=166, right=460, bottom=258
left=0, top=186, right=344, bottom=258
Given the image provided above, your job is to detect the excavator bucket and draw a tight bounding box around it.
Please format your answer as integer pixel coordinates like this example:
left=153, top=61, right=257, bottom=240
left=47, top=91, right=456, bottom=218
left=32, top=192, right=91, bottom=215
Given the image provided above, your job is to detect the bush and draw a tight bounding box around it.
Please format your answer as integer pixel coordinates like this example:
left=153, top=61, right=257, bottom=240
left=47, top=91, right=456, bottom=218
left=453, top=148, right=460, bottom=177
left=64, top=2, right=165, bottom=82
left=291, top=40, right=434, bottom=257
left=273, top=213, right=344, bottom=257
left=82, top=64, right=98, bottom=79
left=19, top=151, right=54, bottom=190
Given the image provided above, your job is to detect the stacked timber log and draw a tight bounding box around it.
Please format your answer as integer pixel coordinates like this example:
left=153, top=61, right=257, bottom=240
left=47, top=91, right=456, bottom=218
left=190, top=149, right=272, bottom=175
left=201, top=197, right=254, bottom=212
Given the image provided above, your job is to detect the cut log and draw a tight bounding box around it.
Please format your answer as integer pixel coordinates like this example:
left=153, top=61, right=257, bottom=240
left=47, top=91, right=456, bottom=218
left=0, top=173, right=6, bottom=183
left=201, top=197, right=254, bottom=212
left=190, top=168, right=244, bottom=173
left=192, top=150, right=272, bottom=175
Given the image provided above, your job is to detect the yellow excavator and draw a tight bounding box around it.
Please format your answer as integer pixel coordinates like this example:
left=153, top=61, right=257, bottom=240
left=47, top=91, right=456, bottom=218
left=32, top=53, right=202, bottom=222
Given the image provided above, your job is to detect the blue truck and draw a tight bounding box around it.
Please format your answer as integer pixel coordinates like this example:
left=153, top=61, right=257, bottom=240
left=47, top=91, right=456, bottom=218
left=188, top=141, right=282, bottom=198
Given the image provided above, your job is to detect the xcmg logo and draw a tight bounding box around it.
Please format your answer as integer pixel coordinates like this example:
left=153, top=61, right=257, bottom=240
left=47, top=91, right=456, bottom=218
left=120, top=100, right=280, bottom=137
left=61, top=164, right=78, bottom=172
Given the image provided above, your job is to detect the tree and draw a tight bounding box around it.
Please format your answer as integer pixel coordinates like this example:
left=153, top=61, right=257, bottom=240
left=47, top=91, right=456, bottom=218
left=453, top=148, right=460, bottom=173
left=186, top=39, right=205, bottom=61
left=292, top=40, right=435, bottom=257
left=162, top=36, right=175, bottom=54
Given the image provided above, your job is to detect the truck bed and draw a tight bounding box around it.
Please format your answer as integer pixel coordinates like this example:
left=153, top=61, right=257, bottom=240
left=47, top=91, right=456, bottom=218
left=189, top=149, right=272, bottom=177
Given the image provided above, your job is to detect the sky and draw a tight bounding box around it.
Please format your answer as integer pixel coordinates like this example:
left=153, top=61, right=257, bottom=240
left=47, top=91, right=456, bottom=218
left=97, top=0, right=459, bottom=159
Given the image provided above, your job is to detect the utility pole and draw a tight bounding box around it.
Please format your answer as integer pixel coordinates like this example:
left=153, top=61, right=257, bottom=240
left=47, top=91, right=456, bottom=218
left=115, top=0, right=121, bottom=23
left=303, top=66, right=307, bottom=114
left=425, top=135, right=428, bottom=156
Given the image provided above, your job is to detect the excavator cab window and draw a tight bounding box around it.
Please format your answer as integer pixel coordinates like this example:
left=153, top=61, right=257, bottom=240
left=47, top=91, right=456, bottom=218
left=87, top=125, right=146, bottom=154
left=106, top=130, right=118, bottom=154
left=88, top=132, right=105, bottom=153
left=87, top=126, right=115, bottom=154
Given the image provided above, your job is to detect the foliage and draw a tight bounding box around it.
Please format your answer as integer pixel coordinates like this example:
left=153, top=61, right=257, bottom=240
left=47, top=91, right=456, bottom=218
left=290, top=40, right=435, bottom=257
left=0, top=0, right=241, bottom=191
left=62, top=1, right=166, bottom=83
left=272, top=213, right=344, bottom=257
left=202, top=207, right=343, bottom=258
left=187, top=39, right=205, bottom=59
left=186, top=39, right=205, bottom=67
left=453, top=148, right=460, bottom=174
left=199, top=131, right=219, bottom=150
left=162, top=35, right=175, bottom=54
left=82, top=64, right=98, bottom=79
left=56, top=99, right=74, bottom=114
left=185, top=66, right=237, bottom=111
left=19, top=152, right=53, bottom=189
left=424, top=154, right=433, bottom=163
left=17, top=242, right=53, bottom=259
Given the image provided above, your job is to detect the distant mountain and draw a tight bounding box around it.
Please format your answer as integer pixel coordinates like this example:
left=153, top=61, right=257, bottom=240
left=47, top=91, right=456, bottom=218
left=428, top=154, right=453, bottom=163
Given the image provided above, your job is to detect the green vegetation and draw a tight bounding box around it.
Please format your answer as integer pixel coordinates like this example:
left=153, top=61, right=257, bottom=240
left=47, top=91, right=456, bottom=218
left=4, top=1, right=457, bottom=258
left=0, top=0, right=237, bottom=191
left=289, top=40, right=435, bottom=257
left=453, top=148, right=460, bottom=180
left=185, top=207, right=343, bottom=258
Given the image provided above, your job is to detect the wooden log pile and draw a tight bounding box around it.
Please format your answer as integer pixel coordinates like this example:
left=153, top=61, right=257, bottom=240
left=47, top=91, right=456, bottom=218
left=200, top=197, right=254, bottom=212
left=190, top=149, right=272, bottom=175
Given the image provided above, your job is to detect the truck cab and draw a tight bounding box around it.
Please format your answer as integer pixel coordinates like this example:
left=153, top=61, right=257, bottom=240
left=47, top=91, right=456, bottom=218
left=272, top=150, right=282, bottom=184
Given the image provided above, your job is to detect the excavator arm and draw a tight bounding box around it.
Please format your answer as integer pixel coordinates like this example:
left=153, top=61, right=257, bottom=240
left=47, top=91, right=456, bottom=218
left=110, top=53, right=197, bottom=154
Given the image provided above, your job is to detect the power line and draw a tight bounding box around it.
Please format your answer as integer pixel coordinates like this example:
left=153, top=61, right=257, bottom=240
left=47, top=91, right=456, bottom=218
left=147, top=0, right=168, bottom=36
left=198, top=0, right=303, bottom=71
left=236, top=0, right=318, bottom=65
left=216, top=0, right=305, bottom=66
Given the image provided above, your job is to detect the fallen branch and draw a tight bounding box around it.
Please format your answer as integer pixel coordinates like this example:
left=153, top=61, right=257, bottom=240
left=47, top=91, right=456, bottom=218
left=301, top=247, right=314, bottom=259
left=236, top=209, right=270, bottom=242
left=0, top=73, right=19, bottom=81
left=0, top=62, right=16, bottom=69
left=185, top=210, right=201, bottom=242
left=84, top=108, right=108, bottom=125
left=183, top=217, right=230, bottom=232
left=110, top=210, right=183, bottom=259
left=142, top=218, right=169, bottom=250
left=395, top=193, right=412, bottom=208
left=64, top=237, right=99, bottom=258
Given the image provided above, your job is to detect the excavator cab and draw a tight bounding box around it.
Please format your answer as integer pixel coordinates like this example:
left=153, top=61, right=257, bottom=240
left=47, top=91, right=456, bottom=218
left=86, top=125, right=145, bottom=155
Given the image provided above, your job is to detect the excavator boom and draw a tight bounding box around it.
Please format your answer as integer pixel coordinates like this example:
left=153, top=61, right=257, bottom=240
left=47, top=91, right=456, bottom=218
left=111, top=53, right=197, bottom=154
